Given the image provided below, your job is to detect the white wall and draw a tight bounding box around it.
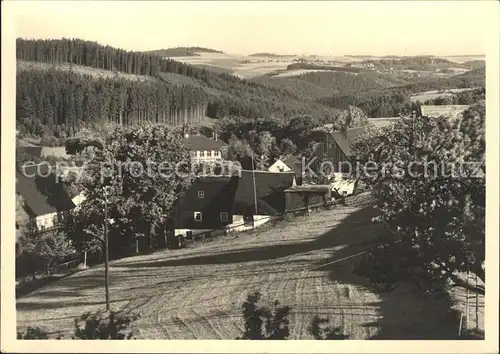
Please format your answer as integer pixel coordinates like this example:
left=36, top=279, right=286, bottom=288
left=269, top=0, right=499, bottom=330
left=35, top=212, right=58, bottom=230
left=268, top=160, right=292, bottom=173
left=192, top=149, right=223, bottom=163
left=174, top=215, right=278, bottom=237
left=226, top=215, right=278, bottom=233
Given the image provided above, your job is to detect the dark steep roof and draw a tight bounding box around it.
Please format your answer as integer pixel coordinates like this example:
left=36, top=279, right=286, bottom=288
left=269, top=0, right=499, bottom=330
left=16, top=146, right=43, bottom=160
left=233, top=171, right=296, bottom=216
left=16, top=164, right=75, bottom=216
left=329, top=126, right=367, bottom=157
left=281, top=155, right=301, bottom=168
left=182, top=134, right=227, bottom=151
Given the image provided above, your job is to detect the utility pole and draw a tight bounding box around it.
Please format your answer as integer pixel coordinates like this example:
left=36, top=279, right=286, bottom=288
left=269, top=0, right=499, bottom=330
left=465, top=271, right=469, bottom=330
left=251, top=151, right=258, bottom=216
left=475, top=274, right=479, bottom=331
left=104, top=187, right=110, bottom=312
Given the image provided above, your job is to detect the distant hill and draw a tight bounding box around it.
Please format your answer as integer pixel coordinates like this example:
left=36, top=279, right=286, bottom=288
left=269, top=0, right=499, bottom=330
left=249, top=53, right=295, bottom=58
left=318, top=67, right=485, bottom=117
left=461, top=60, right=485, bottom=69
left=144, top=47, right=224, bottom=57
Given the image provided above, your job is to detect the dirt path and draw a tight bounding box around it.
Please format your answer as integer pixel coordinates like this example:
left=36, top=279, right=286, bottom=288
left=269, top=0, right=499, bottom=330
left=17, top=193, right=466, bottom=339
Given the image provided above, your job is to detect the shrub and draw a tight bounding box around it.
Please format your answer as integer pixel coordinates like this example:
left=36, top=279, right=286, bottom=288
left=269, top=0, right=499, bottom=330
left=17, top=326, right=49, bottom=339
left=237, top=291, right=291, bottom=339
left=73, top=310, right=140, bottom=339
left=309, top=315, right=349, bottom=340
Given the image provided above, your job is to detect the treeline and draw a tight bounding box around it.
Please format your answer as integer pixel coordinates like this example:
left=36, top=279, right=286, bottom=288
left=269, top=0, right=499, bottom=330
left=362, top=56, right=458, bottom=70
left=17, top=38, right=216, bottom=78
left=17, top=38, right=342, bottom=128
left=17, top=69, right=208, bottom=137
left=286, top=62, right=362, bottom=73
left=423, top=88, right=485, bottom=105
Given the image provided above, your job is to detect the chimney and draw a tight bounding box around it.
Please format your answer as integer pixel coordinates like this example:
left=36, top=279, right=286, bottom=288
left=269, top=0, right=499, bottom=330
left=214, top=132, right=218, bottom=141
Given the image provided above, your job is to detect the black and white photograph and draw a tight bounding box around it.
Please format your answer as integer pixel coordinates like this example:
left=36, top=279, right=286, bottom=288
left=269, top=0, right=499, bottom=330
left=2, top=0, right=499, bottom=352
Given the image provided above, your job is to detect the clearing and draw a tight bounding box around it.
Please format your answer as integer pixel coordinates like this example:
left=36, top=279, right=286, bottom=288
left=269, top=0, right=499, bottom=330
left=16, top=193, right=477, bottom=339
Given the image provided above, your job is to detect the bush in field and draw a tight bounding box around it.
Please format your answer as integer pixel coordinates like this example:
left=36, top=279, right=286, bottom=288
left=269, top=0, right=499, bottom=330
left=309, top=315, right=349, bottom=340
left=238, top=292, right=349, bottom=340
left=237, top=291, right=291, bottom=339
left=17, top=326, right=49, bottom=339
left=17, top=311, right=140, bottom=340
left=73, top=311, right=140, bottom=339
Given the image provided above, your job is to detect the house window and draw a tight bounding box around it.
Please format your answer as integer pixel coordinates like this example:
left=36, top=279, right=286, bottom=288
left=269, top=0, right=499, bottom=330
left=214, top=150, right=219, bottom=157
left=220, top=212, right=229, bottom=222
left=207, top=151, right=212, bottom=157
left=194, top=212, right=203, bottom=221
left=197, top=190, right=205, bottom=198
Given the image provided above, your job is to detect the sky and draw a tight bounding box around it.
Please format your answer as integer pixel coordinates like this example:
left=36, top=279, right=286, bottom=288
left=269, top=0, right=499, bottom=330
left=10, top=0, right=495, bottom=56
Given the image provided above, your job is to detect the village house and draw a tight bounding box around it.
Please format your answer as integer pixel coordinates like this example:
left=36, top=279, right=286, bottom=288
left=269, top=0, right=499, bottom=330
left=267, top=155, right=303, bottom=185
left=228, top=170, right=296, bottom=232
left=306, top=126, right=367, bottom=176
left=169, top=175, right=239, bottom=239
left=169, top=170, right=297, bottom=238
left=182, top=133, right=227, bottom=164
left=16, top=164, right=75, bottom=243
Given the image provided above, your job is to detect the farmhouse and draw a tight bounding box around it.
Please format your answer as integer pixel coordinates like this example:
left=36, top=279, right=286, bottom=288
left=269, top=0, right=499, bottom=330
left=228, top=170, right=296, bottom=231
left=182, top=133, right=227, bottom=164
left=170, top=175, right=239, bottom=238
left=16, top=164, right=75, bottom=235
left=169, top=170, right=297, bottom=237
left=306, top=126, right=367, bottom=175
left=267, top=155, right=303, bottom=184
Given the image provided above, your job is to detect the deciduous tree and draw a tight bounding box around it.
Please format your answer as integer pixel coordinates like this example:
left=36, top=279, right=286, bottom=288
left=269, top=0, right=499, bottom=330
left=351, top=103, right=485, bottom=291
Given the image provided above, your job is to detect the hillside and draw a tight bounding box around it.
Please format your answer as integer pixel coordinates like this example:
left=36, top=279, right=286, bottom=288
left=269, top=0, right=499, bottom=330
left=17, top=193, right=472, bottom=339
left=252, top=71, right=411, bottom=100
left=144, top=47, right=224, bottom=57
left=461, top=60, right=485, bottom=69
left=16, top=38, right=344, bottom=137
left=319, top=68, right=485, bottom=117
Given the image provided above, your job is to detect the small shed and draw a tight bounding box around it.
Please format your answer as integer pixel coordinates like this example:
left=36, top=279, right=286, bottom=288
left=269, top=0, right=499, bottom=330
left=284, top=185, right=332, bottom=213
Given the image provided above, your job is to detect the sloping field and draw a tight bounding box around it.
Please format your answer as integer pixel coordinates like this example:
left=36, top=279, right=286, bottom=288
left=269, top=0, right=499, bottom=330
left=410, top=88, right=478, bottom=102
left=17, top=60, right=155, bottom=82
left=17, top=193, right=469, bottom=339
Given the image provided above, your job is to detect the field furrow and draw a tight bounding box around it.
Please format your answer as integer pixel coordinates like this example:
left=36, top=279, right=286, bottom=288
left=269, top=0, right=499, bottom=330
left=17, top=193, right=469, bottom=339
